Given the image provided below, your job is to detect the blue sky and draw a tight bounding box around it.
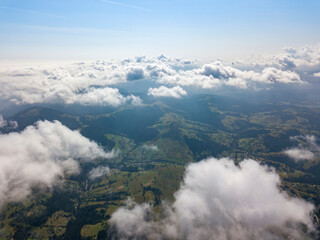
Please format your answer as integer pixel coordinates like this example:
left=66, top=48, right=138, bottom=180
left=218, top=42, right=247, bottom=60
left=0, top=0, right=319, bottom=60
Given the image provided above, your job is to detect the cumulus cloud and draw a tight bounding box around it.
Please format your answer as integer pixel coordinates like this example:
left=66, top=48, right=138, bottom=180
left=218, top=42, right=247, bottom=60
left=1, top=44, right=318, bottom=107
left=148, top=86, right=187, bottom=98
left=245, top=44, right=320, bottom=71
left=0, top=56, right=193, bottom=106
left=0, top=114, right=18, bottom=129
left=0, top=115, right=7, bottom=128
left=283, top=47, right=297, bottom=55
left=129, top=95, right=144, bottom=106
left=284, top=135, right=319, bottom=161
left=284, top=148, right=314, bottom=161
left=157, top=61, right=303, bottom=89
left=72, top=87, right=142, bottom=107
left=88, top=166, right=110, bottom=180
left=142, top=144, right=159, bottom=151
left=225, top=77, right=248, bottom=89
left=0, top=120, right=114, bottom=205
left=314, top=72, right=320, bottom=77
left=256, top=67, right=301, bottom=84
left=110, top=157, right=315, bottom=240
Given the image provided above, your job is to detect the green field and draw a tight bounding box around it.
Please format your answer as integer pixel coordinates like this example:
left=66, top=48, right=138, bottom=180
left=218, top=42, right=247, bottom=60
left=1, top=94, right=320, bottom=239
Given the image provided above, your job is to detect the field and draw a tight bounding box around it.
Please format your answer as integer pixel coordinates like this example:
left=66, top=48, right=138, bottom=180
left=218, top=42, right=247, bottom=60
left=1, top=94, right=320, bottom=239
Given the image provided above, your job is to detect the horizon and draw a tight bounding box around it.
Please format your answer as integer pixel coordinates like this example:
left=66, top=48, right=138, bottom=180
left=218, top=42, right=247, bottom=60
left=1, top=0, right=320, bottom=61
left=1, top=1, right=320, bottom=240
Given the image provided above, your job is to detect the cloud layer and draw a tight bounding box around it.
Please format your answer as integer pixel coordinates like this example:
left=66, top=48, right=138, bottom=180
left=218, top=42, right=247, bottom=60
left=110, top=157, right=315, bottom=240
left=0, top=120, right=114, bottom=205
left=1, top=43, right=319, bottom=108
left=0, top=56, right=187, bottom=106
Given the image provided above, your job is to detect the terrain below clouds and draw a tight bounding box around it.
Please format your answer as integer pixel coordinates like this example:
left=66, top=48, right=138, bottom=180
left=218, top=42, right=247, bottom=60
left=0, top=43, right=320, bottom=239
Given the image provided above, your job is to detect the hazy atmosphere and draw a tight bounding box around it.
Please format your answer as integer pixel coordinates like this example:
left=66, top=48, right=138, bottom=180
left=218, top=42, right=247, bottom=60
left=0, top=1, right=320, bottom=240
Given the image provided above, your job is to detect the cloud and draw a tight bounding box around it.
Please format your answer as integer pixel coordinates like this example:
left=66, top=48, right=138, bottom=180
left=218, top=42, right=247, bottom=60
left=1, top=44, right=318, bottom=108
left=142, top=144, right=158, bottom=151
left=284, top=135, right=319, bottom=161
left=148, top=86, right=187, bottom=98
left=246, top=44, right=320, bottom=71
left=284, top=148, right=315, bottom=161
left=157, top=61, right=303, bottom=89
left=0, top=57, right=192, bottom=106
left=0, top=115, right=7, bottom=128
left=130, top=95, right=144, bottom=106
left=72, top=87, right=141, bottom=107
left=101, top=0, right=150, bottom=12
left=0, top=6, right=67, bottom=19
left=88, top=166, right=110, bottom=180
left=290, top=135, right=318, bottom=148
left=158, top=68, right=222, bottom=89
left=225, top=77, right=248, bottom=89
left=256, top=67, right=301, bottom=84
left=0, top=115, right=18, bottom=129
left=110, top=157, right=315, bottom=240
left=314, top=72, right=320, bottom=77
left=283, top=47, right=297, bottom=55
left=0, top=120, right=114, bottom=205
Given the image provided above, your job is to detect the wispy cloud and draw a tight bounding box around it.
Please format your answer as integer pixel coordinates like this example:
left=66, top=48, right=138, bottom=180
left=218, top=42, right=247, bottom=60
left=21, top=24, right=107, bottom=33
left=101, top=0, right=150, bottom=12
left=0, top=6, right=67, bottom=19
left=3, top=24, right=128, bottom=34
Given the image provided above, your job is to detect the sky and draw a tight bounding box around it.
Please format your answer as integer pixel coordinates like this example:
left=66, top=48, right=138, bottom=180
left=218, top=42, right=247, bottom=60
left=0, top=2, right=320, bottom=238
left=0, top=0, right=320, bottom=61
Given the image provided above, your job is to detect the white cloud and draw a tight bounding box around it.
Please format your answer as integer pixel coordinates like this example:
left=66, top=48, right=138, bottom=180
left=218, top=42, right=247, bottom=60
left=0, top=115, right=7, bottom=128
left=130, top=95, right=144, bottom=106
left=314, top=72, right=320, bottom=77
left=0, top=44, right=318, bottom=107
left=255, top=67, right=301, bottom=84
left=284, top=135, right=319, bottom=161
left=110, top=157, right=315, bottom=240
left=283, top=46, right=297, bottom=55
left=197, top=63, right=302, bottom=84
left=158, top=68, right=221, bottom=89
left=0, top=120, right=114, bottom=205
left=284, top=148, right=315, bottom=161
left=225, top=77, right=248, bottom=89
left=142, top=144, right=158, bottom=151
left=157, top=61, right=303, bottom=89
left=72, top=87, right=131, bottom=107
left=0, top=115, right=18, bottom=129
left=245, top=44, right=320, bottom=71
left=148, top=86, right=187, bottom=98
left=0, top=57, right=193, bottom=106
left=88, top=166, right=110, bottom=180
